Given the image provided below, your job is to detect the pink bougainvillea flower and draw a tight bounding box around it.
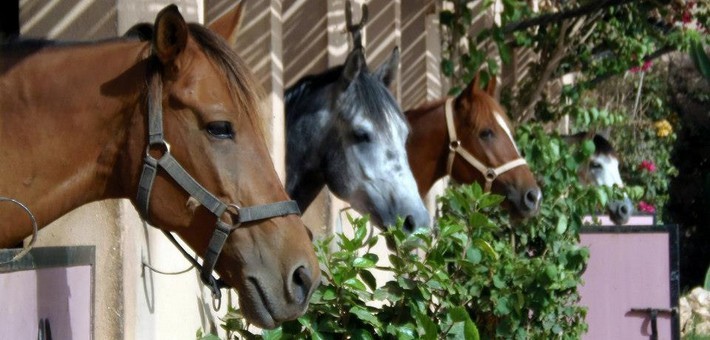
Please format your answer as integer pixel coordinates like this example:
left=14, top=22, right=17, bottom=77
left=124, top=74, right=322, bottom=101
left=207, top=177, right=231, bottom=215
left=638, top=201, right=656, bottom=213
left=629, top=60, right=653, bottom=73
left=682, top=10, right=692, bottom=24
left=639, top=160, right=657, bottom=172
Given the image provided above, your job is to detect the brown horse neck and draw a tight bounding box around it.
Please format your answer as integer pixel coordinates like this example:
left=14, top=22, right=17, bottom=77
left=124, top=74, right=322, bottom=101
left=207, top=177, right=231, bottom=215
left=406, top=98, right=450, bottom=196
left=0, top=40, right=150, bottom=246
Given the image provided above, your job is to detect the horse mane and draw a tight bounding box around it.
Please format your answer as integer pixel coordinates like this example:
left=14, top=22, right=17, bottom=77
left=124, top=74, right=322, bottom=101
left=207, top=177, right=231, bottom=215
left=285, top=60, right=405, bottom=133
left=122, top=22, right=263, bottom=127
left=465, top=89, right=512, bottom=130
left=185, top=23, right=262, bottom=123
left=403, top=97, right=447, bottom=119
left=285, top=66, right=343, bottom=110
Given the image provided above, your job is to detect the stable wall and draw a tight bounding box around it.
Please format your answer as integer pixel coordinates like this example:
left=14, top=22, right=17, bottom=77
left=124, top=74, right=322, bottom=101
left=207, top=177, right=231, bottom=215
left=12, top=0, right=468, bottom=338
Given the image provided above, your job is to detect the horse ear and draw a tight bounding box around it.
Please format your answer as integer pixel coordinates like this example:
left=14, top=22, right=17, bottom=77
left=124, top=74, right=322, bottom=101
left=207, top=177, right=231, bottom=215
left=374, top=47, right=400, bottom=87
left=207, top=1, right=243, bottom=46
left=342, top=48, right=366, bottom=86
left=486, top=74, right=497, bottom=96
left=153, top=4, right=188, bottom=64
left=457, top=73, right=479, bottom=102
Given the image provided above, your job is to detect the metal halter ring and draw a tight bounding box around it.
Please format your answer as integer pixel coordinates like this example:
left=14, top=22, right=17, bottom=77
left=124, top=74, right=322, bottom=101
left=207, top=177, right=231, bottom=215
left=449, top=140, right=461, bottom=151
left=485, top=169, right=497, bottom=181
left=222, top=204, right=242, bottom=226
left=146, top=140, right=171, bottom=158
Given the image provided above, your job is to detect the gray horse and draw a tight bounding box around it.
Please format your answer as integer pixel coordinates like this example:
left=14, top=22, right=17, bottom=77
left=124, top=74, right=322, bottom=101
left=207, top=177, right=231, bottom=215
left=285, top=47, right=430, bottom=232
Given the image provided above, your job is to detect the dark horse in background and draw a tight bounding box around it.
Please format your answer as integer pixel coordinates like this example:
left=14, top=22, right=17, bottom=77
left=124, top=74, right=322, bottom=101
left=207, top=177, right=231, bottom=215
left=564, top=132, right=634, bottom=225
left=0, top=5, right=318, bottom=329
left=283, top=4, right=430, bottom=233
left=406, top=75, right=542, bottom=219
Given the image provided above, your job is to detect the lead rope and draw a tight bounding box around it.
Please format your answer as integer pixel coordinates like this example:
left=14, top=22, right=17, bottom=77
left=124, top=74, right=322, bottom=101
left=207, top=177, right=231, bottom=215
left=0, top=197, right=39, bottom=265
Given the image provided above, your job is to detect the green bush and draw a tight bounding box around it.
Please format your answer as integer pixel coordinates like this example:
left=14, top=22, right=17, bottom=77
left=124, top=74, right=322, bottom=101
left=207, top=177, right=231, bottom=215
left=208, top=123, right=634, bottom=339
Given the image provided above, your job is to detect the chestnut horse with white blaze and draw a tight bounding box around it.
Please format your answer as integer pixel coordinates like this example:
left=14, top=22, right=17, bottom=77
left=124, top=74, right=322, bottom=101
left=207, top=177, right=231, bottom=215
left=406, top=76, right=542, bottom=218
left=0, top=5, right=318, bottom=329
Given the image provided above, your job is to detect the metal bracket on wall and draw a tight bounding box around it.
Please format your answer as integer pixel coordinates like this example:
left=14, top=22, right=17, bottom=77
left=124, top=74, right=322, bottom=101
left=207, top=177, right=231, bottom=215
left=629, top=308, right=677, bottom=340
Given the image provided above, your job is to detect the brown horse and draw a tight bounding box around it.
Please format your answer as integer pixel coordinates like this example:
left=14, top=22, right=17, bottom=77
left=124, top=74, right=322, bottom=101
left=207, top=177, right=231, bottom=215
left=406, top=76, right=542, bottom=218
left=0, top=5, right=318, bottom=329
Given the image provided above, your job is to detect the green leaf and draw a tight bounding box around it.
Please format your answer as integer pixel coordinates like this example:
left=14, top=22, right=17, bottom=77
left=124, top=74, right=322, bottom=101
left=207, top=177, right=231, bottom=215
left=466, top=247, right=482, bottom=264
left=556, top=215, right=568, bottom=234
left=350, top=306, right=382, bottom=328
left=473, top=238, right=498, bottom=260
left=261, top=328, right=283, bottom=340
left=351, top=329, right=375, bottom=340
left=441, top=222, right=464, bottom=238
left=581, top=139, right=595, bottom=156
left=344, top=277, right=367, bottom=291
left=594, top=188, right=609, bottom=207
left=480, top=194, right=505, bottom=209
left=704, top=265, right=710, bottom=290
left=414, top=310, right=438, bottom=339
left=495, top=296, right=511, bottom=315
left=690, top=39, right=710, bottom=80
left=353, top=222, right=368, bottom=247
left=353, top=254, right=377, bottom=268
left=441, top=59, right=455, bottom=77
left=321, top=286, right=337, bottom=301
left=449, top=306, right=469, bottom=322
left=545, top=264, right=558, bottom=280
left=359, top=270, right=378, bottom=291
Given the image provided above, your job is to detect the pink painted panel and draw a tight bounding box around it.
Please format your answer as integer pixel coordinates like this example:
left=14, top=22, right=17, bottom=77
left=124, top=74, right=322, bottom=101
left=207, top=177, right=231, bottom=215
left=579, top=232, right=673, bottom=339
left=0, top=265, right=92, bottom=339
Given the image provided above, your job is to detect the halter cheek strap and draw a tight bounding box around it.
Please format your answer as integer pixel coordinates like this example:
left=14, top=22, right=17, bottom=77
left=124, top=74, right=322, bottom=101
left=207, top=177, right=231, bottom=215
left=445, top=97, right=528, bottom=192
left=136, top=68, right=300, bottom=305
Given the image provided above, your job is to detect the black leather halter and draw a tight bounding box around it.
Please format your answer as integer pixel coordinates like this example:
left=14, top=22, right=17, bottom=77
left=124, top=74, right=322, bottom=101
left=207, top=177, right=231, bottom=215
left=136, top=63, right=301, bottom=303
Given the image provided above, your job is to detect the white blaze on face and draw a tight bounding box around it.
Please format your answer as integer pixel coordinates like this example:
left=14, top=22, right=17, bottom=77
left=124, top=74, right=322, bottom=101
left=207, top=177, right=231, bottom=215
left=493, top=111, right=520, bottom=155
left=587, top=153, right=624, bottom=188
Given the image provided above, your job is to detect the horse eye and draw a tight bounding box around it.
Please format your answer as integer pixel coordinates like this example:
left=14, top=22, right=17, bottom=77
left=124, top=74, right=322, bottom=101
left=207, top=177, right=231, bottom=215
left=479, top=129, right=494, bottom=140
left=206, top=121, right=234, bottom=139
left=589, top=161, right=602, bottom=170
left=353, top=128, right=372, bottom=143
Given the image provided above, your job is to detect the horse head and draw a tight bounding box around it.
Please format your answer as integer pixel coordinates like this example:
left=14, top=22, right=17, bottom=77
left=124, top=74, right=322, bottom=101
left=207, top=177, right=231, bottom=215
left=285, top=46, right=430, bottom=233
left=446, top=75, right=542, bottom=218
left=564, top=132, right=634, bottom=225
left=125, top=6, right=319, bottom=328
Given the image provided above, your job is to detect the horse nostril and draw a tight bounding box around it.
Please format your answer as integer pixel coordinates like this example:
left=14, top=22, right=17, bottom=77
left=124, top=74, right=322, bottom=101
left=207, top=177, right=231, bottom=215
left=403, top=215, right=416, bottom=233
left=523, top=188, right=541, bottom=210
left=291, top=266, right=313, bottom=306
left=617, top=203, right=633, bottom=219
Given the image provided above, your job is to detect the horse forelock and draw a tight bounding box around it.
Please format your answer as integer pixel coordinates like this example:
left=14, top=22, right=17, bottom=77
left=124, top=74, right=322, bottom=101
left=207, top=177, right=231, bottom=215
left=341, top=71, right=408, bottom=139
left=185, top=24, right=262, bottom=122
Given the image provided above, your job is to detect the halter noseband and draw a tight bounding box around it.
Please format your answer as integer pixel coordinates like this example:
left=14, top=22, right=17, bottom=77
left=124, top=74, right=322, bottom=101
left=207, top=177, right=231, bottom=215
left=136, top=65, right=301, bottom=303
left=445, top=97, right=527, bottom=192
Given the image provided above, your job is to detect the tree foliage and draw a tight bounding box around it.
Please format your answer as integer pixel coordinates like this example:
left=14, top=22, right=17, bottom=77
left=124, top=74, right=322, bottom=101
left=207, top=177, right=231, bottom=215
left=439, top=0, right=709, bottom=124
